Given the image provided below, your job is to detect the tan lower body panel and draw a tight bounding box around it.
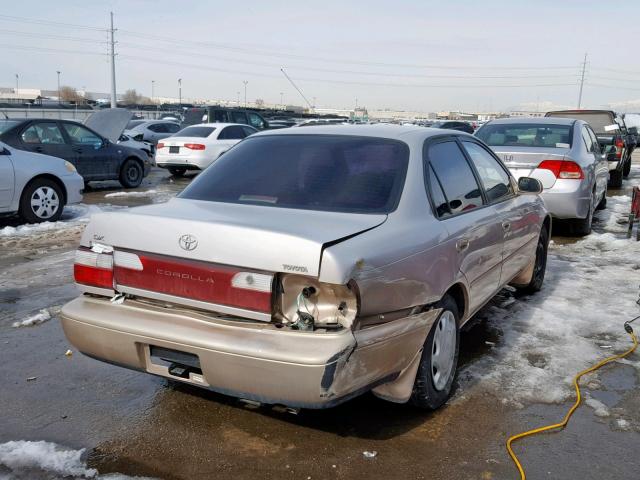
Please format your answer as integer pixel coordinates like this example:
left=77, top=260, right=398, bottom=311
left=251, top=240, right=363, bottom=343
left=61, top=296, right=438, bottom=408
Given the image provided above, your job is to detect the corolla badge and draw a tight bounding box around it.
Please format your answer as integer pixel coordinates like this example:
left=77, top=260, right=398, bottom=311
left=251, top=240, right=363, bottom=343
left=178, top=234, right=198, bottom=251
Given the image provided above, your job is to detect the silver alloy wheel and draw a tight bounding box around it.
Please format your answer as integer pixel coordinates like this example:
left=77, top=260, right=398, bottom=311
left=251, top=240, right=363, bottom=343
left=30, top=186, right=60, bottom=219
left=431, top=310, right=457, bottom=391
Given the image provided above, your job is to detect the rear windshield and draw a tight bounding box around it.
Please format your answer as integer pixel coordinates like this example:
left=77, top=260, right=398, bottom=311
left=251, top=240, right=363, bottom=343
left=180, top=135, right=410, bottom=214
left=0, top=120, right=20, bottom=134
left=476, top=124, right=572, bottom=148
left=546, top=112, right=616, bottom=134
left=126, top=120, right=146, bottom=130
left=175, top=126, right=216, bottom=138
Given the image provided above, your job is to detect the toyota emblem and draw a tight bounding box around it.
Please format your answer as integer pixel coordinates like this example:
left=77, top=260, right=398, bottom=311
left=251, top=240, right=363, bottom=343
left=178, top=234, right=198, bottom=251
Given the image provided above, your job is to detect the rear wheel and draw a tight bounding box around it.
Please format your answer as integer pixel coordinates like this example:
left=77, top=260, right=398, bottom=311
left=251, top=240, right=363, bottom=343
left=168, top=167, right=186, bottom=177
left=119, top=159, right=143, bottom=188
left=19, top=178, right=64, bottom=223
left=410, top=295, right=460, bottom=410
left=596, top=195, right=607, bottom=211
left=517, top=226, right=549, bottom=293
left=569, top=195, right=594, bottom=236
left=608, top=169, right=623, bottom=188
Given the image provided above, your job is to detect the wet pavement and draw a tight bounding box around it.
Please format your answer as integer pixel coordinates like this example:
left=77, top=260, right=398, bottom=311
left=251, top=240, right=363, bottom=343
left=1, top=159, right=639, bottom=479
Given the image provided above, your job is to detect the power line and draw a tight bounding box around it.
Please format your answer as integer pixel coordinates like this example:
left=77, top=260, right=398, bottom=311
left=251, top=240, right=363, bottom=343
left=2, top=43, right=106, bottom=56
left=0, top=28, right=107, bottom=44
left=0, top=14, right=106, bottom=31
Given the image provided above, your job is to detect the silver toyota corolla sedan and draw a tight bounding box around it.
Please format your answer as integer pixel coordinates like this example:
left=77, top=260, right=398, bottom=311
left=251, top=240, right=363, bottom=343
left=61, top=125, right=550, bottom=410
left=476, top=117, right=609, bottom=236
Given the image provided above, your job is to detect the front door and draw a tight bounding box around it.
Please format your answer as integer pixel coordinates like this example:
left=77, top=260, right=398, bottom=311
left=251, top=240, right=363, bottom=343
left=426, top=139, right=504, bottom=313
left=61, top=123, right=113, bottom=180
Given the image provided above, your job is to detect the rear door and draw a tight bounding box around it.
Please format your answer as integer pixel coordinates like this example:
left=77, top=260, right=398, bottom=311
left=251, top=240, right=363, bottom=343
left=426, top=139, right=503, bottom=313
left=19, top=121, right=72, bottom=163
left=460, top=140, right=537, bottom=283
left=585, top=125, right=609, bottom=201
left=216, top=126, right=247, bottom=153
left=0, top=149, right=14, bottom=208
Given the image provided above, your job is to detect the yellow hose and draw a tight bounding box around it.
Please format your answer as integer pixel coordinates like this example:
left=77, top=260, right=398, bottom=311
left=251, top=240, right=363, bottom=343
left=506, top=330, right=639, bottom=480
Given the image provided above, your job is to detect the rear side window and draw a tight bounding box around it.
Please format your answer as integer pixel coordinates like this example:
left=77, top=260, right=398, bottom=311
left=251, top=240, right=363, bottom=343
left=477, top=124, right=572, bottom=148
left=581, top=127, right=594, bottom=152
left=427, top=165, right=450, bottom=218
left=462, top=141, right=513, bottom=203
left=242, top=126, right=258, bottom=137
left=427, top=141, right=483, bottom=215
left=148, top=123, right=167, bottom=133
left=218, top=126, right=246, bottom=140
left=180, top=135, right=409, bottom=214
left=175, top=126, right=216, bottom=138
left=21, top=123, right=65, bottom=145
left=166, top=123, right=181, bottom=133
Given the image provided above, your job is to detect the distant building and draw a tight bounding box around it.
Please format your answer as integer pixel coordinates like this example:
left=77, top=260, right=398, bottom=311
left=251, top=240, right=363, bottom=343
left=509, top=111, right=545, bottom=118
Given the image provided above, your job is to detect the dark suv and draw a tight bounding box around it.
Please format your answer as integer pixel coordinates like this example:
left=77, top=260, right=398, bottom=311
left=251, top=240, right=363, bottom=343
left=0, top=119, right=151, bottom=188
left=183, top=107, right=269, bottom=130
left=431, top=121, right=475, bottom=134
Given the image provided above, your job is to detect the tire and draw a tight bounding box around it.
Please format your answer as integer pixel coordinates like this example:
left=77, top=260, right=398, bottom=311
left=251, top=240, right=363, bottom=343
left=517, top=226, right=549, bottom=293
left=18, top=178, right=64, bottom=224
left=168, top=167, right=186, bottom=177
left=623, top=158, right=631, bottom=178
left=596, top=195, right=607, bottom=211
left=119, top=159, right=143, bottom=188
left=410, top=295, right=460, bottom=410
left=608, top=169, right=623, bottom=188
left=569, top=196, right=594, bottom=237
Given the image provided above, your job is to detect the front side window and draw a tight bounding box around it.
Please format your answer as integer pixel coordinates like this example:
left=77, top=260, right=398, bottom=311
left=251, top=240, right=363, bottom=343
left=231, top=111, right=247, bottom=124
left=462, top=141, right=513, bottom=203
left=62, top=124, right=102, bottom=146
left=21, top=123, right=65, bottom=145
left=427, top=141, right=483, bottom=215
left=477, top=123, right=572, bottom=148
left=148, top=123, right=166, bottom=133
left=180, top=135, right=410, bottom=214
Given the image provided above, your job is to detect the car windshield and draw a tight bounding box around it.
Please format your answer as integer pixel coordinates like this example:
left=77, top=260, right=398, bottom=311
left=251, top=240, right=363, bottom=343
left=180, top=135, right=410, bottom=214
left=174, top=126, right=216, bottom=138
left=0, top=120, right=20, bottom=134
left=476, top=124, right=572, bottom=148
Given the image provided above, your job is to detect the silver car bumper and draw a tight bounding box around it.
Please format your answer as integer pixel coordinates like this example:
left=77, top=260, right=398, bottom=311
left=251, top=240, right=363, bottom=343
left=61, top=295, right=437, bottom=408
left=63, top=173, right=84, bottom=205
left=540, top=179, right=592, bottom=219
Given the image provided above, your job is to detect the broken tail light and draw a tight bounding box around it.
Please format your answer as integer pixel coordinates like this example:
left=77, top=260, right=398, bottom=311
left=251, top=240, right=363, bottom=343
left=615, top=138, right=624, bottom=159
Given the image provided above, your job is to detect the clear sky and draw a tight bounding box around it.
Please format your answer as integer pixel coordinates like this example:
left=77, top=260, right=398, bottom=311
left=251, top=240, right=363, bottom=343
left=2, top=0, right=640, bottom=112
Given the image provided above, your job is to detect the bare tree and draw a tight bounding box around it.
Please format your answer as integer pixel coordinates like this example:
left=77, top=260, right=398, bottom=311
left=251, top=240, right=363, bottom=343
left=255, top=98, right=265, bottom=108
left=122, top=89, right=142, bottom=105
left=59, top=86, right=83, bottom=103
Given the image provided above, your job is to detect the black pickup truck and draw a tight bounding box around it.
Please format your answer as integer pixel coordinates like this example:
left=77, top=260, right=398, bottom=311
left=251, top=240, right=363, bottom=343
left=546, top=110, right=635, bottom=188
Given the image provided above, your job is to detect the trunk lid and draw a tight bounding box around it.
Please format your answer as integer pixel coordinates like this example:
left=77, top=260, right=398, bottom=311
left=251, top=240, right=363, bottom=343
left=81, top=198, right=387, bottom=278
left=492, top=146, right=569, bottom=189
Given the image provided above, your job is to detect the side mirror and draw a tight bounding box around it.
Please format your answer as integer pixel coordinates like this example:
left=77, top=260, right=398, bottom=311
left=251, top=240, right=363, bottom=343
left=0, top=147, right=10, bottom=155
left=518, top=177, right=543, bottom=194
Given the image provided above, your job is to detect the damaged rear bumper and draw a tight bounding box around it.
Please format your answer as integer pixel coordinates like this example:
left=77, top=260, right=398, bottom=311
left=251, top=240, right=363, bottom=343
left=60, top=295, right=438, bottom=408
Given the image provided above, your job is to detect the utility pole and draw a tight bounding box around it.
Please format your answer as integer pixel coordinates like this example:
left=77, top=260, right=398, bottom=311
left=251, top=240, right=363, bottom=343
left=15, top=74, right=18, bottom=96
left=577, top=52, right=587, bottom=109
left=280, top=92, right=283, bottom=108
left=236, top=91, right=240, bottom=105
left=178, top=78, right=182, bottom=106
left=109, top=12, right=117, bottom=108
left=151, top=80, right=155, bottom=103
left=56, top=70, right=61, bottom=105
left=243, top=80, right=248, bottom=108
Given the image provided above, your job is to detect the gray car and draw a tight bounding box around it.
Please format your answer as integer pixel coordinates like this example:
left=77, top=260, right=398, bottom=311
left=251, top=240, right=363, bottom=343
left=476, top=117, right=609, bottom=236
left=124, top=120, right=182, bottom=145
left=0, top=141, right=84, bottom=223
left=60, top=125, right=549, bottom=410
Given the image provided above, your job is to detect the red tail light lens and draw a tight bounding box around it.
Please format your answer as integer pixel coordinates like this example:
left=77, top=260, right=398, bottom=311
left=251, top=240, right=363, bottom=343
left=157, top=142, right=165, bottom=149
left=538, top=160, right=584, bottom=180
left=184, top=143, right=205, bottom=150
left=74, top=248, right=114, bottom=289
left=615, top=138, right=624, bottom=159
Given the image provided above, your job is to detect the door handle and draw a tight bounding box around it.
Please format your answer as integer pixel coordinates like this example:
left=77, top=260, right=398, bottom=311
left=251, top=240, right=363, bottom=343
left=502, top=221, right=511, bottom=231
left=34, top=146, right=43, bottom=152
left=456, top=238, right=470, bottom=252
left=73, top=148, right=83, bottom=153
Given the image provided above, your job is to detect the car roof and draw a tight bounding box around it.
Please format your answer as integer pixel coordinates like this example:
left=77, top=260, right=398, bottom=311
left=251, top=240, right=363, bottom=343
left=184, top=123, right=252, bottom=128
left=252, top=123, right=471, bottom=141
left=487, top=117, right=576, bottom=126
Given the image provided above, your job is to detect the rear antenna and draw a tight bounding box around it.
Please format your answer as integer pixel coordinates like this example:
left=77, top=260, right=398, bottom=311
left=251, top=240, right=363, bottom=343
left=280, top=68, right=316, bottom=116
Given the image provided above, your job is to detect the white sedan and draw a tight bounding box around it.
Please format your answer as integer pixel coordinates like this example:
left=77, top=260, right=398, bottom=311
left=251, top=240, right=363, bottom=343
left=155, top=123, right=257, bottom=176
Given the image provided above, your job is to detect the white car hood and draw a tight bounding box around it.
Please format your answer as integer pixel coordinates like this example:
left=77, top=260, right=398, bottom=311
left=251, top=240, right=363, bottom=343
left=81, top=198, right=387, bottom=277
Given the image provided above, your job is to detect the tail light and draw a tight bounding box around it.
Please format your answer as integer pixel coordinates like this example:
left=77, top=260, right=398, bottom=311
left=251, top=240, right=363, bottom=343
left=184, top=143, right=205, bottom=150
left=276, top=274, right=359, bottom=330
left=157, top=142, right=165, bottom=149
left=615, top=138, right=624, bottom=159
left=538, top=160, right=584, bottom=180
left=74, top=247, right=114, bottom=289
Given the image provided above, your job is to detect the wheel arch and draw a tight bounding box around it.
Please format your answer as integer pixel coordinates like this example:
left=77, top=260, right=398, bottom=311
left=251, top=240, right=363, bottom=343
left=22, top=174, right=68, bottom=205
left=442, top=282, right=467, bottom=325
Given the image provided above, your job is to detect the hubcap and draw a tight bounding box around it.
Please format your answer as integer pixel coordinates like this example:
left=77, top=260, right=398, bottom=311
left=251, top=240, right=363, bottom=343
left=30, top=186, right=60, bottom=219
left=431, top=310, right=457, bottom=391
left=127, top=165, right=140, bottom=181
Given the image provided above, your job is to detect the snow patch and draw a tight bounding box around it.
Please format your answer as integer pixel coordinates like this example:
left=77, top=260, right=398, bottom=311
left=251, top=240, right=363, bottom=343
left=12, top=309, right=51, bottom=328
left=585, top=397, right=610, bottom=417
left=616, top=418, right=631, bottom=430
left=0, top=204, right=106, bottom=238
left=104, top=190, right=158, bottom=198
left=0, top=440, right=155, bottom=479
